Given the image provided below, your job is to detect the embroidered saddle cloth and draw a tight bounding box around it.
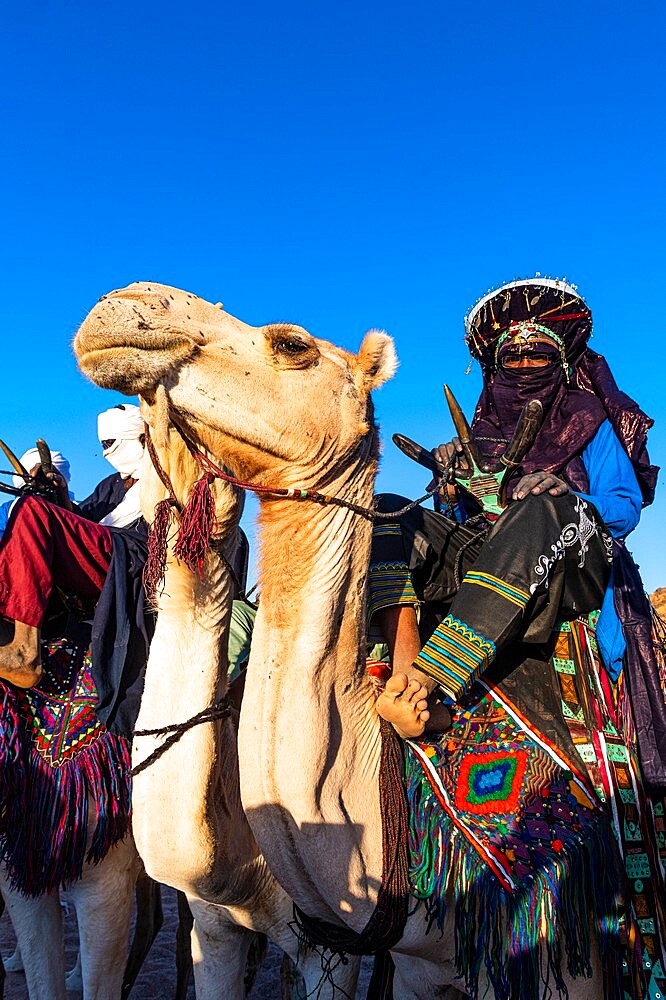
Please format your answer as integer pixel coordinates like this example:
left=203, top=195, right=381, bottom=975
left=403, top=617, right=666, bottom=1000
left=405, top=679, right=623, bottom=999
left=407, top=683, right=602, bottom=893
left=0, top=636, right=132, bottom=895
left=19, top=638, right=107, bottom=765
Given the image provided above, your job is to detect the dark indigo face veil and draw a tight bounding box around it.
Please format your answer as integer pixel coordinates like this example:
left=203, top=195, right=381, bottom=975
left=475, top=327, right=605, bottom=493
left=464, top=279, right=657, bottom=502
left=492, top=338, right=565, bottom=442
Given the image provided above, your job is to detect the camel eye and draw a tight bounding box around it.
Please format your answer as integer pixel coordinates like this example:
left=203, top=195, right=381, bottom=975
left=267, top=326, right=319, bottom=369
left=275, top=337, right=309, bottom=356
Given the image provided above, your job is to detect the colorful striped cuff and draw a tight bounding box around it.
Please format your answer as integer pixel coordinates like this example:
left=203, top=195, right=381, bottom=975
left=460, top=571, right=530, bottom=610
left=413, top=614, right=496, bottom=702
left=367, top=560, right=419, bottom=626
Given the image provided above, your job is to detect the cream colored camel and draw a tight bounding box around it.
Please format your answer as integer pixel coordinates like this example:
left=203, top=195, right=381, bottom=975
left=1, top=828, right=139, bottom=1000
left=74, top=282, right=603, bottom=1000
left=81, top=376, right=358, bottom=999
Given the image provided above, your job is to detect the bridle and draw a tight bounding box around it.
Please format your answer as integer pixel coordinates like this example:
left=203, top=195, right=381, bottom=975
left=142, top=420, right=450, bottom=594
left=133, top=419, right=451, bottom=775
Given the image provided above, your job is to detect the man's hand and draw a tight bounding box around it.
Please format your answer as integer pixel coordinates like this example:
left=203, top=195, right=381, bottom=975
left=513, top=471, right=569, bottom=500
left=432, top=436, right=468, bottom=471
left=428, top=437, right=471, bottom=498
left=27, top=464, right=73, bottom=511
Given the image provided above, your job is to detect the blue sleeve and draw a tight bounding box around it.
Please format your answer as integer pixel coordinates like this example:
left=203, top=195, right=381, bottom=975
left=0, top=502, right=10, bottom=538
left=576, top=420, right=642, bottom=538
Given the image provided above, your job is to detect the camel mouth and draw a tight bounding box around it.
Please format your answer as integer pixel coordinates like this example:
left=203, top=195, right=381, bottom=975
left=74, top=292, right=202, bottom=396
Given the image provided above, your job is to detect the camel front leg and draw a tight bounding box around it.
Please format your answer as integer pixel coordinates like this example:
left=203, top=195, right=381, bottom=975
left=0, top=864, right=67, bottom=1000
left=188, top=896, right=256, bottom=1000
left=67, top=835, right=140, bottom=1000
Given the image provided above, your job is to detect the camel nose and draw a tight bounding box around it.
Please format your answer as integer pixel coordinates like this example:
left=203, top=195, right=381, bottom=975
left=74, top=293, right=200, bottom=396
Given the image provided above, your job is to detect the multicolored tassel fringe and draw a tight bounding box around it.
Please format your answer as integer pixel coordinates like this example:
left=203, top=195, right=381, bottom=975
left=0, top=685, right=132, bottom=897
left=405, top=748, right=626, bottom=1000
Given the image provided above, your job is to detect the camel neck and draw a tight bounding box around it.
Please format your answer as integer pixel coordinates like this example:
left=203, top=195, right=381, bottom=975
left=239, top=459, right=385, bottom=931
left=132, top=542, right=264, bottom=904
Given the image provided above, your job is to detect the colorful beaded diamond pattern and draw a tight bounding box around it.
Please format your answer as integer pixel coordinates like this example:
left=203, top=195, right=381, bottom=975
left=18, top=638, right=104, bottom=767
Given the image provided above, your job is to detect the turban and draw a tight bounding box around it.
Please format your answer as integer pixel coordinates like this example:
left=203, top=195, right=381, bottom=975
left=97, top=404, right=144, bottom=443
left=466, top=277, right=657, bottom=504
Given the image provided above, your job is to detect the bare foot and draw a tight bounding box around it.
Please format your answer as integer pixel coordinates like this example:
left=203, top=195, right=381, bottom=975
left=0, top=620, right=42, bottom=688
left=375, top=672, right=431, bottom=738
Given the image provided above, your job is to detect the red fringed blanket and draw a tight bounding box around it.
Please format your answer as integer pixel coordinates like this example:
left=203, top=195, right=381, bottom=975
left=0, top=636, right=132, bottom=895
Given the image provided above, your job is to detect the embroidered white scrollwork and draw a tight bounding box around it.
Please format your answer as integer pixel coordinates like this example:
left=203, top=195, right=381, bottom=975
left=602, top=532, right=614, bottom=564
left=529, top=496, right=604, bottom=594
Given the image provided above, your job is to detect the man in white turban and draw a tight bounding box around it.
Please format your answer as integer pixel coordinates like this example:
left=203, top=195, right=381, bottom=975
left=78, top=404, right=146, bottom=532
left=0, top=404, right=149, bottom=687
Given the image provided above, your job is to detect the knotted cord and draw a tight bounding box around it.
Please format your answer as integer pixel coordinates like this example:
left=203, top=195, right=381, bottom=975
left=132, top=698, right=233, bottom=776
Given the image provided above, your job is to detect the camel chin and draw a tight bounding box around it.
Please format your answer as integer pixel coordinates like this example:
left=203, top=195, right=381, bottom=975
left=74, top=340, right=197, bottom=396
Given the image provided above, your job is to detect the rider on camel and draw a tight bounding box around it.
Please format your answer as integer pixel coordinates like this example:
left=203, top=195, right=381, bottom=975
left=0, top=404, right=149, bottom=693
left=370, top=277, right=658, bottom=743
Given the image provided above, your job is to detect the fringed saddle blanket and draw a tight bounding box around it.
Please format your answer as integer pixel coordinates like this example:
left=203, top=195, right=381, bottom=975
left=401, top=616, right=666, bottom=1000
left=0, top=636, right=132, bottom=895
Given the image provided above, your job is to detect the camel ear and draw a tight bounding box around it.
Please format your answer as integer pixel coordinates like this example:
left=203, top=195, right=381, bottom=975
left=356, top=330, right=398, bottom=392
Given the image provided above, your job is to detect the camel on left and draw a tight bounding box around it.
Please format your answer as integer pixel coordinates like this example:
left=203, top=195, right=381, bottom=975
left=0, top=443, right=143, bottom=1000
left=47, top=309, right=357, bottom=998
left=1, top=839, right=141, bottom=1000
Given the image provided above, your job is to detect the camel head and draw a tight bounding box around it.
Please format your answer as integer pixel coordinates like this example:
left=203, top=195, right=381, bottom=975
left=74, top=282, right=398, bottom=493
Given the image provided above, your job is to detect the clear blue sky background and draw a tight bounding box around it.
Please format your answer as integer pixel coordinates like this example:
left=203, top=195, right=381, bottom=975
left=1, top=1, right=664, bottom=590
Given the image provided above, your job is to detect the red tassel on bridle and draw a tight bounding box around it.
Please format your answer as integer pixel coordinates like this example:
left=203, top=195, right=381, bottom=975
left=143, top=497, right=178, bottom=599
left=143, top=426, right=219, bottom=589
left=173, top=472, right=217, bottom=576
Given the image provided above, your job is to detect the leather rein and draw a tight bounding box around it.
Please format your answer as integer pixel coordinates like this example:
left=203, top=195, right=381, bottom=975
left=132, top=422, right=450, bottom=775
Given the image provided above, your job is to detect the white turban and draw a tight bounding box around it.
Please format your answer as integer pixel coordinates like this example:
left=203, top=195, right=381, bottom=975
left=97, top=404, right=144, bottom=443
left=97, top=404, right=145, bottom=481
left=12, top=448, right=71, bottom=489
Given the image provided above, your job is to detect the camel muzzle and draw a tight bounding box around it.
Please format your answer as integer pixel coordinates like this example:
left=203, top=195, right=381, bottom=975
left=74, top=297, right=201, bottom=396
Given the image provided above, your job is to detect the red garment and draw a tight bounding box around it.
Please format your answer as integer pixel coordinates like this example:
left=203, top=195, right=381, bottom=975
left=0, top=497, right=113, bottom=628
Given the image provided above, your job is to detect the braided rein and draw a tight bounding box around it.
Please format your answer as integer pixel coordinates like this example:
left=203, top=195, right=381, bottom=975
left=173, top=422, right=453, bottom=521
left=132, top=698, right=233, bottom=776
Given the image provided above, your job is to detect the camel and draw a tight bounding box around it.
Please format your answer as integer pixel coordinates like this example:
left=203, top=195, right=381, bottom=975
left=72, top=360, right=359, bottom=998
left=0, top=446, right=150, bottom=1000
left=1, top=842, right=139, bottom=1000
left=74, top=282, right=607, bottom=1000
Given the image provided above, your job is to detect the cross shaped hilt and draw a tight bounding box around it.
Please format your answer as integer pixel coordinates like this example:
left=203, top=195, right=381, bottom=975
left=393, top=386, right=543, bottom=517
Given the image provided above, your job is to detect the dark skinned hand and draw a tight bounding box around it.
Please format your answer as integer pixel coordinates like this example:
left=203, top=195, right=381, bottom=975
left=432, top=437, right=465, bottom=469
left=427, top=438, right=472, bottom=499
left=27, top=464, right=73, bottom=511
left=512, top=471, right=569, bottom=500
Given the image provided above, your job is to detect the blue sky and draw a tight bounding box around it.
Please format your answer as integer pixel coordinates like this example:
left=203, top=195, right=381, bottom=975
left=1, top=1, right=665, bottom=589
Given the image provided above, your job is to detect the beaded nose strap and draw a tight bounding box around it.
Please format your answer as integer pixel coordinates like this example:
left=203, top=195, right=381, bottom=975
left=171, top=420, right=447, bottom=521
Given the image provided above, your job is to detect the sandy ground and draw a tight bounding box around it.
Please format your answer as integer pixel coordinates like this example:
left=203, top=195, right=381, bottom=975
left=0, top=885, right=373, bottom=999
